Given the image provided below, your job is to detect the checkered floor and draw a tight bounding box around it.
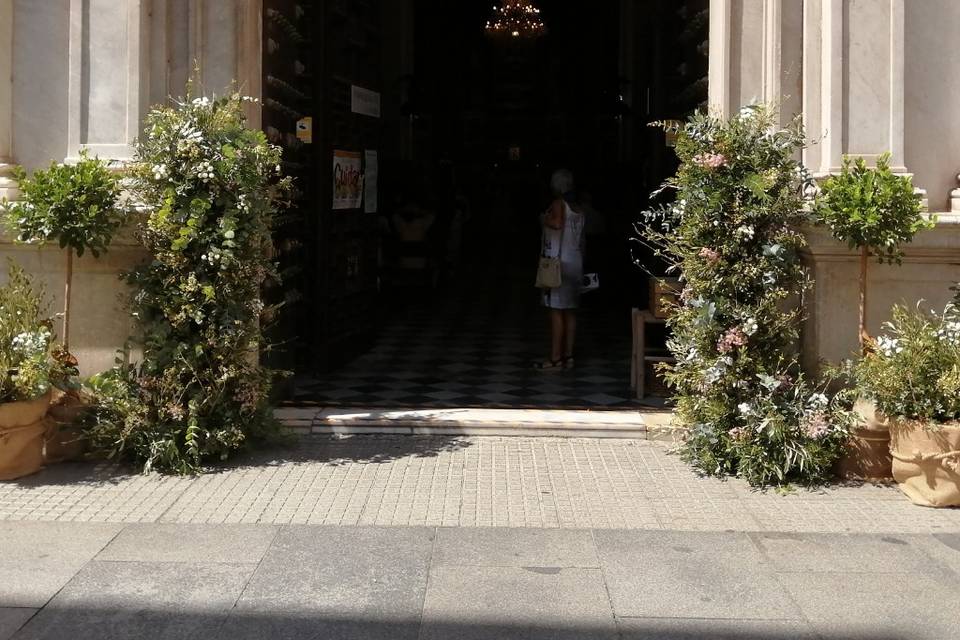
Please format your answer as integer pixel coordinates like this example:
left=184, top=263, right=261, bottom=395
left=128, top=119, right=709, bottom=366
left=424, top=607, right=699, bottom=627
left=292, top=270, right=661, bottom=410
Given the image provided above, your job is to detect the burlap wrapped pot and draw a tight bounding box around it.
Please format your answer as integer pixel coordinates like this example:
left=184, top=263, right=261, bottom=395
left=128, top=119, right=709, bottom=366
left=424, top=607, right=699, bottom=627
left=0, top=391, right=52, bottom=481
left=836, top=398, right=893, bottom=481
left=889, top=419, right=960, bottom=508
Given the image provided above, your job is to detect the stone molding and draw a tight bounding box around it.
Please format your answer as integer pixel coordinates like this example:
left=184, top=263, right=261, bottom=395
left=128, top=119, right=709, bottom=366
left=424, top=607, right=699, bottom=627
left=802, top=214, right=960, bottom=265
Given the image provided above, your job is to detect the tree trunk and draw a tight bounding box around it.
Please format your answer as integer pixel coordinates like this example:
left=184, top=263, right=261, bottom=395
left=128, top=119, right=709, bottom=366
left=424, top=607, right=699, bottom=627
left=63, top=250, right=73, bottom=352
left=859, top=245, right=868, bottom=353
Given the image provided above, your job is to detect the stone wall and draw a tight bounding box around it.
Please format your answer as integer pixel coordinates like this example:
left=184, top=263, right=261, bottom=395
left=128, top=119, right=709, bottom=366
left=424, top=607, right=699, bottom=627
left=710, top=0, right=960, bottom=367
left=1, top=0, right=261, bottom=376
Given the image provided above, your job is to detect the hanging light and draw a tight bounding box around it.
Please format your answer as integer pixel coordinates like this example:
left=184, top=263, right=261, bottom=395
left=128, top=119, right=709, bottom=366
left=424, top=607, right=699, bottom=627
left=485, top=0, right=546, bottom=40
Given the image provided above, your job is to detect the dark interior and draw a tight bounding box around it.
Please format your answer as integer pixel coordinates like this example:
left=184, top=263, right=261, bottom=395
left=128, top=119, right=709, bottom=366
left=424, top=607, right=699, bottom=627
left=260, top=0, right=708, bottom=407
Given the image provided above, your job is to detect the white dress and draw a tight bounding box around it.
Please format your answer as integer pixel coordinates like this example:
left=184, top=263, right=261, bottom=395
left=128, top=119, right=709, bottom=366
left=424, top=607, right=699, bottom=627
left=541, top=201, right=585, bottom=310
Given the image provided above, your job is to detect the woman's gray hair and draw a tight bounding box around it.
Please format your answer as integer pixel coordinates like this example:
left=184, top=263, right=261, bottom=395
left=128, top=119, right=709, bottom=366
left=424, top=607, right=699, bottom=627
left=550, top=169, right=574, bottom=197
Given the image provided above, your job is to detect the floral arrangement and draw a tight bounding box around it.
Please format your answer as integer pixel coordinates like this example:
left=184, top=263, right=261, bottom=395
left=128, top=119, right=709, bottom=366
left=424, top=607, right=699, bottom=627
left=0, top=262, right=73, bottom=403
left=84, top=92, right=291, bottom=474
left=852, top=304, right=960, bottom=424
left=3, top=151, right=124, bottom=351
left=642, top=105, right=853, bottom=486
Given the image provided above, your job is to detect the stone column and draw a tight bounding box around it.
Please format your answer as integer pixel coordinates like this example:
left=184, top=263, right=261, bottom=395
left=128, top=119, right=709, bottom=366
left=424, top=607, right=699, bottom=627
left=0, top=0, right=18, bottom=200
left=708, top=0, right=802, bottom=123
left=66, top=0, right=150, bottom=162
left=803, top=0, right=908, bottom=176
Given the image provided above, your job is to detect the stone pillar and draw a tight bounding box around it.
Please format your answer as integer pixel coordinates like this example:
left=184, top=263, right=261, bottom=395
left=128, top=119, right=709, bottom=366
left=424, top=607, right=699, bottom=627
left=0, top=0, right=18, bottom=201
left=803, top=0, right=908, bottom=176
left=709, top=0, right=802, bottom=123
left=66, top=0, right=150, bottom=162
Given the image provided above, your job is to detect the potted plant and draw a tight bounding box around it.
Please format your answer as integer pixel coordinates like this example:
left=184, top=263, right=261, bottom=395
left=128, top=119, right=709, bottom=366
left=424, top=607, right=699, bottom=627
left=0, top=262, right=60, bottom=480
left=2, top=150, right=124, bottom=459
left=813, top=153, right=931, bottom=479
left=851, top=303, right=960, bottom=507
left=3, top=149, right=124, bottom=352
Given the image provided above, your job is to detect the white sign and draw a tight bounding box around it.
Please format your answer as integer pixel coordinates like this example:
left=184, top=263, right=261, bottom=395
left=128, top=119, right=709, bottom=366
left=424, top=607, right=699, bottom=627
left=364, top=150, right=378, bottom=214
left=351, top=85, right=381, bottom=118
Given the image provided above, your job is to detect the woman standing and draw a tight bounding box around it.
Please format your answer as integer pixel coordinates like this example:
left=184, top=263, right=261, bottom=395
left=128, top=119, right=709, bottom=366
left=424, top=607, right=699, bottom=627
left=536, top=169, right=585, bottom=370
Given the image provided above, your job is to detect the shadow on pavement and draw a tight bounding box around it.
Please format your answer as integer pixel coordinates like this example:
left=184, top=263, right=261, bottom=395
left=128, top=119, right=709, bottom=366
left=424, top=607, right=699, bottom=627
left=6, top=434, right=475, bottom=487
left=235, top=433, right=476, bottom=468
left=6, top=607, right=913, bottom=640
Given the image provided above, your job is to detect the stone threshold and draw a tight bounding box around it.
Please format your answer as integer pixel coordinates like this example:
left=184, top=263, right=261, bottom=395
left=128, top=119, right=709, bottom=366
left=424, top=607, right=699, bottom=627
left=276, top=406, right=679, bottom=440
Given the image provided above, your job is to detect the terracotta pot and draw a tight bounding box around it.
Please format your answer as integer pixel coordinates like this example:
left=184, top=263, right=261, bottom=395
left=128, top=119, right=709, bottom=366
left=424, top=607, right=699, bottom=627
left=890, top=419, right=960, bottom=508
left=0, top=391, right=52, bottom=481
left=836, top=398, right=893, bottom=481
left=44, top=389, right=91, bottom=464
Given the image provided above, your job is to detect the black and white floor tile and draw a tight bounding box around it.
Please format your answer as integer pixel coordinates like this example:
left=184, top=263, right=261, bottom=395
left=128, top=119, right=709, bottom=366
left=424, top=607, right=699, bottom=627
left=290, top=275, right=661, bottom=410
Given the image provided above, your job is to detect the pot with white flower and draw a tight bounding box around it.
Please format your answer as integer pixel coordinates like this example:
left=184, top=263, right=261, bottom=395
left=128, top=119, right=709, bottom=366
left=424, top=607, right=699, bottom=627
left=2, top=151, right=123, bottom=461
left=852, top=304, right=960, bottom=507
left=0, top=263, right=62, bottom=480
left=813, top=153, right=932, bottom=479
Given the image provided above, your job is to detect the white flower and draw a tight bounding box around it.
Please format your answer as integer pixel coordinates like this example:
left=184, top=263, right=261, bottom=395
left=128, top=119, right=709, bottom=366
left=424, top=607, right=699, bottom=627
left=224, top=230, right=235, bottom=240
left=807, top=393, right=829, bottom=409
left=742, top=318, right=758, bottom=336
left=738, top=402, right=755, bottom=416
left=735, top=225, right=755, bottom=239
left=875, top=335, right=903, bottom=357
left=762, top=244, right=784, bottom=259
left=152, top=164, right=169, bottom=180
left=191, top=97, right=212, bottom=108
left=11, top=329, right=52, bottom=357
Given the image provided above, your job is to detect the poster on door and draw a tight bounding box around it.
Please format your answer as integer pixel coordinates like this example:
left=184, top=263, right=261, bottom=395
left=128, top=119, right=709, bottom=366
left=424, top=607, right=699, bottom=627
left=333, top=150, right=363, bottom=210
left=363, top=150, right=378, bottom=213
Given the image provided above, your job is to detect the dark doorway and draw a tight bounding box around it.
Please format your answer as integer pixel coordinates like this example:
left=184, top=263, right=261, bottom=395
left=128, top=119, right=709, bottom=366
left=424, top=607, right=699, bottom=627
left=262, top=0, right=708, bottom=409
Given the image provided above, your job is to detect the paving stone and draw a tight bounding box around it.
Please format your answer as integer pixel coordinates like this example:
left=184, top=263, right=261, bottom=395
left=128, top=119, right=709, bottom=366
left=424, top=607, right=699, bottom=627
left=750, top=532, right=940, bottom=574
left=212, top=612, right=418, bottom=640
left=0, top=523, right=122, bottom=608
left=96, top=523, right=278, bottom=564
left=13, top=561, right=252, bottom=640
left=777, top=571, right=960, bottom=640
left=0, top=522, right=123, bottom=561
left=616, top=617, right=820, bottom=639
left=432, top=527, right=599, bottom=567
left=594, top=530, right=800, bottom=620
left=420, top=566, right=616, bottom=640
left=0, top=609, right=35, bottom=640
left=3, top=438, right=960, bottom=533
left=235, top=526, right=433, bottom=621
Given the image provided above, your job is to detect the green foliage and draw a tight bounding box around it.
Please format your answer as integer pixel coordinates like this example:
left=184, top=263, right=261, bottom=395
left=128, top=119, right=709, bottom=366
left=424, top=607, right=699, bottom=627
left=0, top=262, right=56, bottom=402
left=643, top=105, right=853, bottom=487
left=3, top=150, right=124, bottom=258
left=851, top=304, right=960, bottom=423
left=813, top=153, right=931, bottom=264
left=85, top=92, right=291, bottom=474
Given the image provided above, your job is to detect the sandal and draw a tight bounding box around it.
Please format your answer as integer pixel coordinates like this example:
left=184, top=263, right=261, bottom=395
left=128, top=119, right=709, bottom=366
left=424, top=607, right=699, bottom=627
left=562, top=356, right=575, bottom=369
left=532, top=358, right=564, bottom=371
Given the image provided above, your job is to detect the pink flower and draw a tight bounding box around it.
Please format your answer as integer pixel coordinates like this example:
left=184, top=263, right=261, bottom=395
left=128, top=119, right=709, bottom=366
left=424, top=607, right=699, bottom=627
left=717, top=327, right=748, bottom=353
left=803, top=412, right=831, bottom=440
left=729, top=427, right=748, bottom=441
left=698, top=247, right=721, bottom=263
left=693, top=152, right=727, bottom=169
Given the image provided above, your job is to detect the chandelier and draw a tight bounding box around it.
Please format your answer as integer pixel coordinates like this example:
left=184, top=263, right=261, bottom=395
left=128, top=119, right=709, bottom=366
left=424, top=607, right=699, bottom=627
left=485, top=0, right=546, bottom=39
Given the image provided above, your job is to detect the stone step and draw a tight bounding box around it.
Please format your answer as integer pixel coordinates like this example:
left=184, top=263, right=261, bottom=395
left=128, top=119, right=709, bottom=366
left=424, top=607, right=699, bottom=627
left=275, top=406, right=680, bottom=440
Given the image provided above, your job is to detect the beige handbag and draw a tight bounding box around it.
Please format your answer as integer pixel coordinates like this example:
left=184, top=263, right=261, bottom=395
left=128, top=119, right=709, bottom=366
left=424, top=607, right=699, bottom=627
left=535, top=213, right=564, bottom=289
left=535, top=255, right=561, bottom=288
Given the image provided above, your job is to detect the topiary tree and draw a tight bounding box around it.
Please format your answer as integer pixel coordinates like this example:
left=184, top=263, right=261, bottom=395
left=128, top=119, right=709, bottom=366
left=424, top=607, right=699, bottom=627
left=84, top=92, right=291, bottom=474
left=813, top=153, right=931, bottom=353
left=643, top=105, right=853, bottom=487
left=2, top=150, right=124, bottom=352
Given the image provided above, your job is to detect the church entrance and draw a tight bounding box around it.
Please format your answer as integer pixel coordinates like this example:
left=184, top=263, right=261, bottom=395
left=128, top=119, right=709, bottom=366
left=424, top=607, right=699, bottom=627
left=260, top=0, right=708, bottom=412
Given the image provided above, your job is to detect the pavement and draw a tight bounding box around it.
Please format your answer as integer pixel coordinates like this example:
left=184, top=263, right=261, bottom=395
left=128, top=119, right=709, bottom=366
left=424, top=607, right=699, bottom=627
left=0, top=436, right=959, bottom=639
